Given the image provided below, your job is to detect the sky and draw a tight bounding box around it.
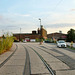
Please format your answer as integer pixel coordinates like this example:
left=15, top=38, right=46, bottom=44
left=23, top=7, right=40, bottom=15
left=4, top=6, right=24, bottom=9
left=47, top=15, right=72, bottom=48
left=0, top=0, right=75, bottom=36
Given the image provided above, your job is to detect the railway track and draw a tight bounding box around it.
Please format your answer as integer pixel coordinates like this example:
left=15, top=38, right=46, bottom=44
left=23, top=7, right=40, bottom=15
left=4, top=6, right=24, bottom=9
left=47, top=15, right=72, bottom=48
left=23, top=45, right=31, bottom=75
left=0, top=43, right=31, bottom=75
left=27, top=43, right=75, bottom=74
left=37, top=44, right=75, bottom=70
left=0, top=43, right=74, bottom=75
left=26, top=45, right=55, bottom=75
left=0, top=44, right=18, bottom=68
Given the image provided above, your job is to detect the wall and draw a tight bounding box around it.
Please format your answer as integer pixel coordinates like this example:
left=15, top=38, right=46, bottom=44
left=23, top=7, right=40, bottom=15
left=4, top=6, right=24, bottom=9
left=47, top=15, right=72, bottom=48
left=41, top=27, right=47, bottom=39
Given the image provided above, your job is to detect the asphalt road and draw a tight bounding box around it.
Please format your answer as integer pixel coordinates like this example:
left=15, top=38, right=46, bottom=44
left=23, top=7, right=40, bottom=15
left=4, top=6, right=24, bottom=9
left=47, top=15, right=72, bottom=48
left=0, top=42, right=75, bottom=75
left=0, top=43, right=26, bottom=75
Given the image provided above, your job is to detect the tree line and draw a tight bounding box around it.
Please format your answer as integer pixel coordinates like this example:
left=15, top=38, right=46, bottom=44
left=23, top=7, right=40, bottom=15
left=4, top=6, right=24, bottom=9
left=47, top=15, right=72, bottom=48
left=67, top=29, right=75, bottom=42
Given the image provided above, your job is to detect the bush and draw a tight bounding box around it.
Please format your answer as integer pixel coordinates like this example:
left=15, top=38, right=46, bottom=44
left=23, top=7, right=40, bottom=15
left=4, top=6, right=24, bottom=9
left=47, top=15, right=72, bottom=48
left=0, top=34, right=14, bottom=54
left=36, top=38, right=40, bottom=42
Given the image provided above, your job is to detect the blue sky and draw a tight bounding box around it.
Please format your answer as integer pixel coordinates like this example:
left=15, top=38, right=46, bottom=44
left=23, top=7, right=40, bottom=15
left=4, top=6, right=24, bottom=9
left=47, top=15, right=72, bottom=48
left=0, top=0, right=75, bottom=36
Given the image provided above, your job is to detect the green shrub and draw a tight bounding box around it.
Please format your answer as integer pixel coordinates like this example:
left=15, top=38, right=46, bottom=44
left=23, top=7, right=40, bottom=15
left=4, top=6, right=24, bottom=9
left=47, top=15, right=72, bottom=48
left=36, top=38, right=40, bottom=42
left=0, top=34, right=14, bottom=54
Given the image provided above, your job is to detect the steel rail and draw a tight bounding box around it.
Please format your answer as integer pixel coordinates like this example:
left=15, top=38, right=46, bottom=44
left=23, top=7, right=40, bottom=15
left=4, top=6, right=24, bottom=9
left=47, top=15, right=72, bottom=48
left=0, top=44, right=18, bottom=68
left=23, top=46, right=31, bottom=75
left=37, top=44, right=73, bottom=70
left=28, top=46, right=55, bottom=75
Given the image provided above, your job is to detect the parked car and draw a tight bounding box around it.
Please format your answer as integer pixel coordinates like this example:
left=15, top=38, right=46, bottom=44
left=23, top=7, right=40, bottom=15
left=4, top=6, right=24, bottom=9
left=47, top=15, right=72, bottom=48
left=45, top=40, right=51, bottom=43
left=23, top=40, right=27, bottom=43
left=57, top=40, right=67, bottom=48
left=45, top=40, right=53, bottom=43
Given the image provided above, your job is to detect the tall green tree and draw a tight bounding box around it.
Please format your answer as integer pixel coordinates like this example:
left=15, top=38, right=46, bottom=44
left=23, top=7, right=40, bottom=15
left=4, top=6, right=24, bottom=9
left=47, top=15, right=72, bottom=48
left=67, top=29, right=75, bottom=42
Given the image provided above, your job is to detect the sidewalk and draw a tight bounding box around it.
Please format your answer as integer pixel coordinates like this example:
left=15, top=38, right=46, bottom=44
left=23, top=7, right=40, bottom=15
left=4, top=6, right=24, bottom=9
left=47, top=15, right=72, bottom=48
left=0, top=43, right=16, bottom=66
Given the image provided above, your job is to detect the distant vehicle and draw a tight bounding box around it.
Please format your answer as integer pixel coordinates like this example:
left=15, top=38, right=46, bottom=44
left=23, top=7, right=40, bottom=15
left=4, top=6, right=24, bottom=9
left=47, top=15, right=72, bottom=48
left=30, top=39, right=35, bottom=42
left=57, top=40, right=67, bottom=48
left=45, top=40, right=52, bottom=43
left=14, top=40, right=19, bottom=42
left=23, top=40, right=27, bottom=43
left=45, top=40, right=50, bottom=43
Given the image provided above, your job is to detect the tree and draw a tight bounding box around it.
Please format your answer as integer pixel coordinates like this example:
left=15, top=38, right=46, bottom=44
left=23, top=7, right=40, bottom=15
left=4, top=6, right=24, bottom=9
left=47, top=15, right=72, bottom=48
left=67, top=29, right=75, bottom=42
left=2, top=35, right=5, bottom=39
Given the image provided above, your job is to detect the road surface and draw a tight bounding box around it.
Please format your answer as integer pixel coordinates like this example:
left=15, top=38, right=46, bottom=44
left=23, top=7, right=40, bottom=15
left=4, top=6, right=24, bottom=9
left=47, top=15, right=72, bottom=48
left=0, top=42, right=75, bottom=75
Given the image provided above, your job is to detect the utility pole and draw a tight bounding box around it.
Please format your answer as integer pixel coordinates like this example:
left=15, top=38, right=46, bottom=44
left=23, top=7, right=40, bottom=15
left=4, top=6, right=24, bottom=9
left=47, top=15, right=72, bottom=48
left=19, top=28, right=21, bottom=41
left=20, top=28, right=21, bottom=33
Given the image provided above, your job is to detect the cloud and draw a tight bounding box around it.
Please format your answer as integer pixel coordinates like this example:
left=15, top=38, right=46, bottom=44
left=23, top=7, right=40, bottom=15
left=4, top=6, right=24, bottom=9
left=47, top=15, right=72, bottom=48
left=13, top=13, right=31, bottom=17
left=46, top=23, right=75, bottom=28
left=21, top=14, right=30, bottom=17
left=70, top=9, right=75, bottom=11
left=0, top=16, right=3, bottom=20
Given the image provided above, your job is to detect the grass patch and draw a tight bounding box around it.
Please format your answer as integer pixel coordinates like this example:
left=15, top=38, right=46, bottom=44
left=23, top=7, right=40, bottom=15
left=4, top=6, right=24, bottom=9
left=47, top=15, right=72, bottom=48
left=0, top=34, right=14, bottom=54
left=67, top=45, right=75, bottom=50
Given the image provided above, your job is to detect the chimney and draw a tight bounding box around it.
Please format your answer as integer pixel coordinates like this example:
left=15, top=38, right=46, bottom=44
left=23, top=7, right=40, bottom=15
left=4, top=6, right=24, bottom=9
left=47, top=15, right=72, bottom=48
left=32, top=31, right=36, bottom=34
left=37, top=28, right=40, bottom=34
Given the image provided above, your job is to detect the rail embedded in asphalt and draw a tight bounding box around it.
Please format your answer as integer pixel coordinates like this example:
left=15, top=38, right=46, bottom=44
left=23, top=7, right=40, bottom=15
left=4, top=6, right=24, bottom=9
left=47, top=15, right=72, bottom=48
left=27, top=45, right=55, bottom=75
left=0, top=44, right=18, bottom=68
left=23, top=45, right=31, bottom=75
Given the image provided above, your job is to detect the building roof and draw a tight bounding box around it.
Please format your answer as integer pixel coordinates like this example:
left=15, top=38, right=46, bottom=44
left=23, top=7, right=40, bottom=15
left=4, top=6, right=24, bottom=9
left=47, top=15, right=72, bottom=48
left=47, top=32, right=67, bottom=35
left=13, top=33, right=39, bottom=35
left=0, top=36, right=2, bottom=38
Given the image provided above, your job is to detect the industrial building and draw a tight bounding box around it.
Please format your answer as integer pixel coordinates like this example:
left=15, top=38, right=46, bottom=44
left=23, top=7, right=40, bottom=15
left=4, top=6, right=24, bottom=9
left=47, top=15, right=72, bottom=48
left=47, top=32, right=67, bottom=41
left=13, top=25, right=47, bottom=42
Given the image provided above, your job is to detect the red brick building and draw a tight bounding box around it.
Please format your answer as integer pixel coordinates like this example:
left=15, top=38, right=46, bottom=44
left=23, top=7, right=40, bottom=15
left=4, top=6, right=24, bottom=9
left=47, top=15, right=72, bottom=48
left=13, top=26, right=47, bottom=42
left=47, top=32, right=67, bottom=41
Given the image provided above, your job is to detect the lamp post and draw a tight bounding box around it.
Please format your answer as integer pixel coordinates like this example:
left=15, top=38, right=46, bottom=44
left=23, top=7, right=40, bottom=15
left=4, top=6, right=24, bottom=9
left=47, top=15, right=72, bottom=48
left=39, top=18, right=42, bottom=44
left=39, top=18, right=41, bottom=28
left=39, top=18, right=42, bottom=34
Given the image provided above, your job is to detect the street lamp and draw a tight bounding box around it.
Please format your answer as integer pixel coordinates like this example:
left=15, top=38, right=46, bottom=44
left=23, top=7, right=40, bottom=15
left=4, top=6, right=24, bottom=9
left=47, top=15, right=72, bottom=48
left=39, top=18, right=42, bottom=35
left=39, top=18, right=41, bottom=28
left=39, top=18, right=42, bottom=44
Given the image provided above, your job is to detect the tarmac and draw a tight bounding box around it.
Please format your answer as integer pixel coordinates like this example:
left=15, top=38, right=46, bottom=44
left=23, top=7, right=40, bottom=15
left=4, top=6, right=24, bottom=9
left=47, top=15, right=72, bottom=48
left=0, top=42, right=75, bottom=75
left=0, top=43, right=16, bottom=66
